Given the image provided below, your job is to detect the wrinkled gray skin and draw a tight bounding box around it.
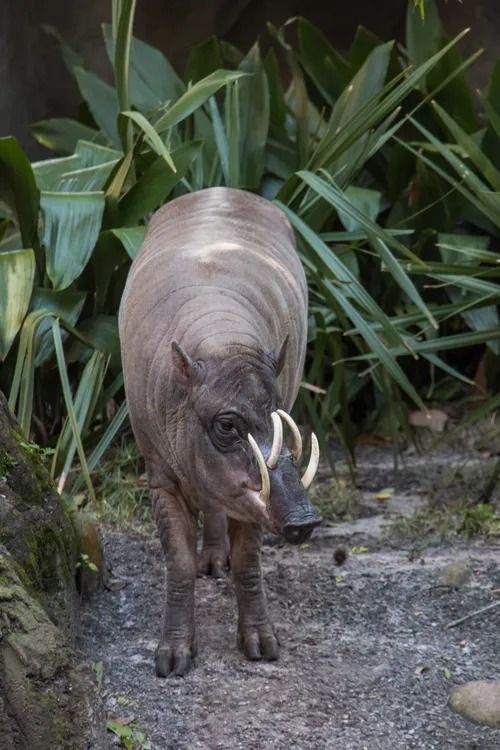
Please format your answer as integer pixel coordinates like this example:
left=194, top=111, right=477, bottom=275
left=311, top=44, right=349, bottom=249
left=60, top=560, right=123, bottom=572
left=119, top=187, right=321, bottom=676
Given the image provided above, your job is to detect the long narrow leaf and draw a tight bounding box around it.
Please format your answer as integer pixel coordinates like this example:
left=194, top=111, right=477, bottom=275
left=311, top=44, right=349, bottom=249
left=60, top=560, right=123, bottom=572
left=51, top=318, right=97, bottom=503
left=155, top=70, right=248, bottom=134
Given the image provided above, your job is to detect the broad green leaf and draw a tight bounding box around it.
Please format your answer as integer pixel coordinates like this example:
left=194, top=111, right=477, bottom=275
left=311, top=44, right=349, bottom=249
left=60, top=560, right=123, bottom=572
left=119, top=140, right=202, bottom=224
left=267, top=23, right=309, bottom=167
left=110, top=226, right=146, bottom=259
left=74, top=67, right=120, bottom=146
left=264, top=48, right=287, bottom=128
left=350, top=27, right=384, bottom=73
left=103, top=24, right=184, bottom=111
left=56, top=161, right=119, bottom=192
left=32, top=155, right=82, bottom=191
left=427, top=37, right=477, bottom=133
left=121, top=110, right=176, bottom=171
left=296, top=18, right=350, bottom=105
left=75, top=140, right=123, bottom=166
left=406, top=0, right=442, bottom=74
left=70, top=314, right=121, bottom=370
left=32, top=141, right=122, bottom=192
left=0, top=249, right=35, bottom=360
left=185, top=37, right=224, bottom=83
left=329, top=43, right=392, bottom=135
left=40, top=191, right=105, bottom=289
left=337, top=187, right=382, bottom=231
left=327, top=42, right=392, bottom=180
left=30, top=287, right=86, bottom=365
left=237, top=43, right=270, bottom=188
left=436, top=233, right=496, bottom=264
left=220, top=40, right=244, bottom=67
left=0, top=137, right=39, bottom=249
left=155, top=70, right=248, bottom=134
left=30, top=118, right=104, bottom=155
left=92, top=231, right=129, bottom=311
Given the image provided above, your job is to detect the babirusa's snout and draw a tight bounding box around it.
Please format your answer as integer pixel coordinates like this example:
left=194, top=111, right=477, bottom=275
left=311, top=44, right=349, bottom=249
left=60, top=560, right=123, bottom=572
left=283, top=514, right=322, bottom=544
left=248, top=411, right=320, bottom=504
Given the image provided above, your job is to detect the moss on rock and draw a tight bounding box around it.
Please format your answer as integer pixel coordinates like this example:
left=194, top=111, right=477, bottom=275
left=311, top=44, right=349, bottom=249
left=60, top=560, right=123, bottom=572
left=0, top=392, right=106, bottom=748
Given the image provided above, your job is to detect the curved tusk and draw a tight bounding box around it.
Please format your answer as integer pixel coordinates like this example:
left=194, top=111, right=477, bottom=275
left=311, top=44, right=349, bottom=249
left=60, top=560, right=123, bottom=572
left=266, top=412, right=283, bottom=469
left=301, top=433, right=320, bottom=490
left=276, top=409, right=303, bottom=464
left=248, top=433, right=270, bottom=504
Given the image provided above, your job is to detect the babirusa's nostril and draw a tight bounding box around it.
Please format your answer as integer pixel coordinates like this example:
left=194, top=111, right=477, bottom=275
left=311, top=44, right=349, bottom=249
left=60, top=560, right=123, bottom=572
left=283, top=518, right=321, bottom=545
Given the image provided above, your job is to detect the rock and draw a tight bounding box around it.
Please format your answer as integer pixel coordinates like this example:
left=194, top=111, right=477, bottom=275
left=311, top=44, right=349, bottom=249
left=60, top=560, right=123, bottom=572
left=437, top=561, right=472, bottom=589
left=449, top=681, right=500, bottom=728
left=0, top=392, right=107, bottom=748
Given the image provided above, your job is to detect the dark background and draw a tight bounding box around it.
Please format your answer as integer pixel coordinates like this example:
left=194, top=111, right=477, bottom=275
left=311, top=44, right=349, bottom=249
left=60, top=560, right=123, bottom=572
left=1, top=0, right=499, bottom=157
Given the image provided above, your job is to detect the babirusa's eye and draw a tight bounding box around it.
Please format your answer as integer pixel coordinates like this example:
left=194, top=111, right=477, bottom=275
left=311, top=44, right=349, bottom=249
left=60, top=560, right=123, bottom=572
left=212, top=413, right=242, bottom=450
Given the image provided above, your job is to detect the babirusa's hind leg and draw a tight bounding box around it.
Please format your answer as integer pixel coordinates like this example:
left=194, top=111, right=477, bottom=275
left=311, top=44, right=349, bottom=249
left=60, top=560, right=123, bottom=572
left=198, top=509, right=229, bottom=578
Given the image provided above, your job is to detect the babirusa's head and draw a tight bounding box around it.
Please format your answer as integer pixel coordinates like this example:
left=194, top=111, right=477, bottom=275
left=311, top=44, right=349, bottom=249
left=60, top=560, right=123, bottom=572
left=170, top=339, right=322, bottom=543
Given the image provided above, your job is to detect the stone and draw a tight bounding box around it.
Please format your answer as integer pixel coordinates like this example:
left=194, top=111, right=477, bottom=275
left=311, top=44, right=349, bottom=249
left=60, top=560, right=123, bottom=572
left=437, top=561, right=472, bottom=589
left=449, top=680, right=500, bottom=728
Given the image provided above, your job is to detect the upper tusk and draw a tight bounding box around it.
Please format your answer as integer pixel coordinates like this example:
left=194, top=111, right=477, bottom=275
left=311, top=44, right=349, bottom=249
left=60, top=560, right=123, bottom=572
left=276, top=409, right=303, bottom=464
left=248, top=433, right=270, bottom=504
left=266, top=412, right=283, bottom=469
left=301, top=433, right=320, bottom=490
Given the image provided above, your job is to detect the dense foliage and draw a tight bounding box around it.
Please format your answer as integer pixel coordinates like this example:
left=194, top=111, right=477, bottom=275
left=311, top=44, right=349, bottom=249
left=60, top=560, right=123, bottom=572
left=1, top=0, right=500, bottom=494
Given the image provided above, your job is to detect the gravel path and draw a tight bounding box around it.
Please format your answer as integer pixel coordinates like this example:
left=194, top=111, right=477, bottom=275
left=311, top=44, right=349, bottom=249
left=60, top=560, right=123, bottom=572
left=80, top=448, right=500, bottom=749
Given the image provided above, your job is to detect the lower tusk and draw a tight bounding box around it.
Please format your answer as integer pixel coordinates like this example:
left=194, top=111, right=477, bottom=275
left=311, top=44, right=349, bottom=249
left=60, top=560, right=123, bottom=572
left=266, top=412, right=283, bottom=469
left=248, top=433, right=270, bottom=504
left=301, top=433, right=320, bottom=489
left=277, top=409, right=303, bottom=463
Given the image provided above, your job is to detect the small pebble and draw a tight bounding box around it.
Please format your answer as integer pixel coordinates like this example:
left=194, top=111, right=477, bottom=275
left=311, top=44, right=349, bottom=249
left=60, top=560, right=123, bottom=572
left=437, top=561, right=472, bottom=589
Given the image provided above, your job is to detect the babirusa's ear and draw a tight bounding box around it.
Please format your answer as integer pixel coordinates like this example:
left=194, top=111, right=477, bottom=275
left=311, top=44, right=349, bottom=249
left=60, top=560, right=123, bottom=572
left=269, top=334, right=289, bottom=376
left=171, top=341, right=204, bottom=383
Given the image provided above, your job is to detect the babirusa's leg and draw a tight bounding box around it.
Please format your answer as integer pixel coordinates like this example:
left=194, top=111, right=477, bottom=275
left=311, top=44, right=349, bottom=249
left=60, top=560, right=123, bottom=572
left=229, top=519, right=279, bottom=661
left=151, top=487, right=197, bottom=676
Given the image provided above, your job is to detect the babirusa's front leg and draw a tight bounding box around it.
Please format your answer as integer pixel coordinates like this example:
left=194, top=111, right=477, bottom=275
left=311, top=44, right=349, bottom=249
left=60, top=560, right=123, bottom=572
left=229, top=519, right=279, bottom=661
left=151, top=487, right=197, bottom=676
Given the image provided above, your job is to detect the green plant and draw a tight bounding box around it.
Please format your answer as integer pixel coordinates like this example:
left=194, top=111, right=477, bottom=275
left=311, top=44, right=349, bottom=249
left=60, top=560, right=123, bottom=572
left=0, top=0, right=499, bottom=492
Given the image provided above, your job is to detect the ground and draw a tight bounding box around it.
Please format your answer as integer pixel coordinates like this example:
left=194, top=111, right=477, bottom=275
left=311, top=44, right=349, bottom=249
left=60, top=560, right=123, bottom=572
left=80, top=445, right=500, bottom=750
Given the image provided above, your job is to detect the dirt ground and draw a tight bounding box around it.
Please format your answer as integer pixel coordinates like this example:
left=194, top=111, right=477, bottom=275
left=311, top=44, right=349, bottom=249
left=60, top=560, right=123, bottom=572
left=80, top=446, right=500, bottom=750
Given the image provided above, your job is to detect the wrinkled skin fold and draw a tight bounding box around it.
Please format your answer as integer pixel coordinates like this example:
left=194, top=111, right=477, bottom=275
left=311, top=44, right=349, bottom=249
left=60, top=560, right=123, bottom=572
left=119, top=187, right=321, bottom=676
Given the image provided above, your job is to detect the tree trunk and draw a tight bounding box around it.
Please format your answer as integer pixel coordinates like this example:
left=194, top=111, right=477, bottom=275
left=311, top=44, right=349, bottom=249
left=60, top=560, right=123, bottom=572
left=0, top=392, right=107, bottom=750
